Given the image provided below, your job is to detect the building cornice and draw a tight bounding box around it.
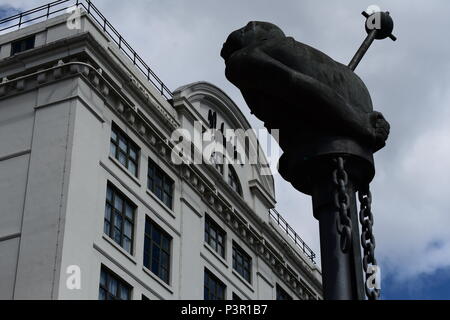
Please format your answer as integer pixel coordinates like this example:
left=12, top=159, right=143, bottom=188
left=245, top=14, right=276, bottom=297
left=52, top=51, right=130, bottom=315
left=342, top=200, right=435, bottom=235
left=249, top=179, right=277, bottom=209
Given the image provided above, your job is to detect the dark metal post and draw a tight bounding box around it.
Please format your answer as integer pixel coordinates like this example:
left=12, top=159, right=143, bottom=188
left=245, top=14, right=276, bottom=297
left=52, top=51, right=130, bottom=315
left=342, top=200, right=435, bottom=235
left=312, top=170, right=365, bottom=299
left=315, top=202, right=353, bottom=298
left=348, top=187, right=366, bottom=299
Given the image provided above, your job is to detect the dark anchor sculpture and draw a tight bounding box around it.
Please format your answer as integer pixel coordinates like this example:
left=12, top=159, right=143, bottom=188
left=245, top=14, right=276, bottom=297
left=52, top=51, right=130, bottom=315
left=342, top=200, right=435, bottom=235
left=222, top=11, right=395, bottom=300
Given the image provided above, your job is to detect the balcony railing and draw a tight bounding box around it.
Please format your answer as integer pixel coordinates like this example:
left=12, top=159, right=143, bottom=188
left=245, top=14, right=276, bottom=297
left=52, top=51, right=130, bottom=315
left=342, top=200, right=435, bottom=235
left=0, top=0, right=173, bottom=100
left=269, top=208, right=317, bottom=264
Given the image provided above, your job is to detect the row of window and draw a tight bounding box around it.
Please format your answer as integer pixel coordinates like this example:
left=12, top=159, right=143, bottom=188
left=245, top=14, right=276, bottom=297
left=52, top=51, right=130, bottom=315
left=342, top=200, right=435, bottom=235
left=103, top=185, right=252, bottom=286
left=103, top=125, right=291, bottom=299
left=111, top=123, right=242, bottom=202
left=105, top=184, right=172, bottom=284
left=110, top=124, right=175, bottom=209
left=99, top=266, right=292, bottom=300
left=203, top=269, right=293, bottom=301
left=11, top=35, right=36, bottom=56
left=205, top=216, right=252, bottom=284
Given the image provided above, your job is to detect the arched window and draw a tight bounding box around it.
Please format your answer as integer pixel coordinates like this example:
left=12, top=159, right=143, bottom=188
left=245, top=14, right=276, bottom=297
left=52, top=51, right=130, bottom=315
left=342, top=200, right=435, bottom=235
left=228, top=165, right=242, bottom=196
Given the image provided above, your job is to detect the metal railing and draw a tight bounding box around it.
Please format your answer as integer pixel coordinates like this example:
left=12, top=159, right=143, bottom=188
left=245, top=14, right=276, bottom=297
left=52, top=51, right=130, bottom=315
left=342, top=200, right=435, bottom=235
left=269, top=208, right=317, bottom=264
left=0, top=0, right=173, bottom=100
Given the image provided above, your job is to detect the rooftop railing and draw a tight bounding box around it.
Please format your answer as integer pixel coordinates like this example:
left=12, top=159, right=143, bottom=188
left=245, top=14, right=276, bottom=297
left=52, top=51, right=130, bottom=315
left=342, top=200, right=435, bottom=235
left=269, top=208, right=317, bottom=264
left=0, top=0, right=173, bottom=100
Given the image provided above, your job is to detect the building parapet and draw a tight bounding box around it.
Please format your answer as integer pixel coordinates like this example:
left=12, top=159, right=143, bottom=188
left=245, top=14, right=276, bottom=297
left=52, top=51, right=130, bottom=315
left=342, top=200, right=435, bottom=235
left=0, top=0, right=173, bottom=100
left=269, top=209, right=317, bottom=264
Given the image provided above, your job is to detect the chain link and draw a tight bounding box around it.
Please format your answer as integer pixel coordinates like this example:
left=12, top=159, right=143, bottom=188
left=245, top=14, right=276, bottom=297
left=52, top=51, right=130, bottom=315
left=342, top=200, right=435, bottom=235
left=358, top=186, right=380, bottom=300
left=333, top=157, right=352, bottom=253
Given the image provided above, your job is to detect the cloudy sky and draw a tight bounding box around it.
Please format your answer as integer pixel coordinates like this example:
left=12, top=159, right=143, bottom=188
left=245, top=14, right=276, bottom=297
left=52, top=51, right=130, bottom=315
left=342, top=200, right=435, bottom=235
left=2, top=0, right=450, bottom=299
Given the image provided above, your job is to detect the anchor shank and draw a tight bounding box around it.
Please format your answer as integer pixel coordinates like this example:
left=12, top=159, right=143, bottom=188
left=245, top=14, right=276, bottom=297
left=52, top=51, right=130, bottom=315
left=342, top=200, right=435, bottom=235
left=311, top=160, right=366, bottom=300
left=348, top=29, right=377, bottom=71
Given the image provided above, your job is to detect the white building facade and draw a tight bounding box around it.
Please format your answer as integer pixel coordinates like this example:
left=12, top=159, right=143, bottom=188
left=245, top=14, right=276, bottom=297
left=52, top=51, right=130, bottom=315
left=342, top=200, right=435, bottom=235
left=0, top=2, right=322, bottom=300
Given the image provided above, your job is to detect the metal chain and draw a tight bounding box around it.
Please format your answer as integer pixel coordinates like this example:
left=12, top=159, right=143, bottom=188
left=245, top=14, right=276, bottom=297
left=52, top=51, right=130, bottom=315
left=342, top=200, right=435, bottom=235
left=358, top=186, right=381, bottom=300
left=333, top=157, right=352, bottom=253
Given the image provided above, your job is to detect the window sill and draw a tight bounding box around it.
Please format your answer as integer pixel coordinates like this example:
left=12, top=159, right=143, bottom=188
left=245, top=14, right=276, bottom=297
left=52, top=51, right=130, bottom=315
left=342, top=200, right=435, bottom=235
left=102, top=234, right=137, bottom=265
left=142, top=266, right=174, bottom=294
left=204, top=243, right=229, bottom=269
left=146, top=189, right=176, bottom=219
left=108, top=155, right=141, bottom=187
left=232, top=270, right=254, bottom=293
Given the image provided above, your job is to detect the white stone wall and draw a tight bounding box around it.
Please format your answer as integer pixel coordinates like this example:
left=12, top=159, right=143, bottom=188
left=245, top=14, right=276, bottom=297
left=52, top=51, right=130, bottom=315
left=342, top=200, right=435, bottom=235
left=0, top=78, right=79, bottom=299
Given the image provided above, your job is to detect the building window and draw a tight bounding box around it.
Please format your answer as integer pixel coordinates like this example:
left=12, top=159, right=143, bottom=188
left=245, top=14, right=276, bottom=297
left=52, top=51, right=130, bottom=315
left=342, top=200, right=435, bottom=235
left=104, top=184, right=135, bottom=254
left=11, top=35, right=35, bottom=56
left=204, top=216, right=226, bottom=258
left=147, top=159, right=174, bottom=209
left=144, top=218, right=172, bottom=284
left=204, top=269, right=226, bottom=300
left=110, top=124, right=140, bottom=177
left=99, top=267, right=132, bottom=300
left=232, top=243, right=252, bottom=283
left=276, top=284, right=293, bottom=300
left=228, top=165, right=242, bottom=196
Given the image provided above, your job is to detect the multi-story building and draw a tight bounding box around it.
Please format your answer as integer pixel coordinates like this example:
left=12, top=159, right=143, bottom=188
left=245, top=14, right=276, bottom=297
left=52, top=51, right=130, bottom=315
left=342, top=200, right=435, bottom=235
left=0, top=0, right=322, bottom=300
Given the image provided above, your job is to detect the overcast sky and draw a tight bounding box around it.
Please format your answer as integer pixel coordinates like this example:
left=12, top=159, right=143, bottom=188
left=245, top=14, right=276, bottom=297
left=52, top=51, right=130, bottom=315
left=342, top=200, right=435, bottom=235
left=2, top=0, right=450, bottom=299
